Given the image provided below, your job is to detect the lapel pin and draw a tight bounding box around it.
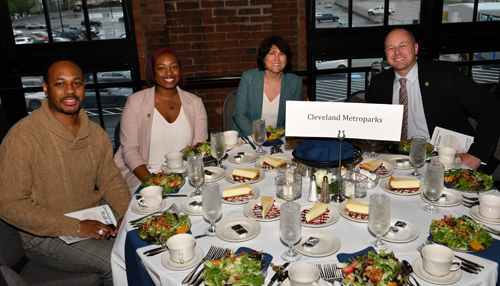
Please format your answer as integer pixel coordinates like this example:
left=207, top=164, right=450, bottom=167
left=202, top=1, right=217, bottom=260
left=147, top=113, right=151, bottom=118
left=425, top=82, right=429, bottom=86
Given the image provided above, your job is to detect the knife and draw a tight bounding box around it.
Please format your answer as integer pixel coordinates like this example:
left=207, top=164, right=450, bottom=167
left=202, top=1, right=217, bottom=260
left=244, top=136, right=257, bottom=150
left=267, top=262, right=290, bottom=286
left=455, top=255, right=484, bottom=269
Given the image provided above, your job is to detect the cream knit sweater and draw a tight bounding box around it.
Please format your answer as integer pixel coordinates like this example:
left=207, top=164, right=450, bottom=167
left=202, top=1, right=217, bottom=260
left=0, top=100, right=131, bottom=237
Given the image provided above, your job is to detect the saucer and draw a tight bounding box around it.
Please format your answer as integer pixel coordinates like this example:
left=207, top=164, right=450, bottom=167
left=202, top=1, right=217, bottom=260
left=180, top=196, right=202, bottom=216
left=430, top=156, right=462, bottom=170
left=412, top=257, right=461, bottom=284
left=470, top=205, right=500, bottom=225
left=226, top=138, right=244, bottom=149
left=281, top=278, right=327, bottom=286
left=161, top=161, right=188, bottom=173
left=131, top=200, right=166, bottom=215
left=294, top=229, right=341, bottom=257
left=161, top=246, right=204, bottom=270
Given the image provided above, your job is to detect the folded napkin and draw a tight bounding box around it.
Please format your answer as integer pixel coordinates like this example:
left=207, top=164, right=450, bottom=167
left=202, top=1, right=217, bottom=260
left=336, top=246, right=376, bottom=263
left=263, top=139, right=284, bottom=147
left=125, top=229, right=155, bottom=286
left=294, top=138, right=354, bottom=162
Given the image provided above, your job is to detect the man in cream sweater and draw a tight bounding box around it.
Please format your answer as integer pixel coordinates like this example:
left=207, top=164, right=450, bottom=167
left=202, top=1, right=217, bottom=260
left=0, top=58, right=131, bottom=285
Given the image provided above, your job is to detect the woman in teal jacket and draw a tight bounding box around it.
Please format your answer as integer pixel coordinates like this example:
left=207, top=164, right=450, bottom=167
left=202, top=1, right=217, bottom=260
left=231, top=36, right=303, bottom=136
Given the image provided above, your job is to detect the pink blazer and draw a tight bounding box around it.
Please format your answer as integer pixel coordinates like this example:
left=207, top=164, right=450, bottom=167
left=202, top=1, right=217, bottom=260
left=114, top=86, right=208, bottom=187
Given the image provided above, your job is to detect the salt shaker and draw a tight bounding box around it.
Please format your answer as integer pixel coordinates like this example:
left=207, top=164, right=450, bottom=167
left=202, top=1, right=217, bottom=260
left=321, top=176, right=330, bottom=203
left=308, top=175, right=318, bottom=202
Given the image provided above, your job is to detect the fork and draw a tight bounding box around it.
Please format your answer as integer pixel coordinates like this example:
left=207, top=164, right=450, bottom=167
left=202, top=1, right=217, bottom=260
left=182, top=246, right=218, bottom=284
left=129, top=203, right=180, bottom=225
left=461, top=194, right=479, bottom=201
left=317, top=264, right=342, bottom=284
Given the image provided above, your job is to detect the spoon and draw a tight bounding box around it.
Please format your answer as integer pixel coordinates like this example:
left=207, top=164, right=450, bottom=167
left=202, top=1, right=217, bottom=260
left=277, top=270, right=288, bottom=285
left=402, top=260, right=420, bottom=286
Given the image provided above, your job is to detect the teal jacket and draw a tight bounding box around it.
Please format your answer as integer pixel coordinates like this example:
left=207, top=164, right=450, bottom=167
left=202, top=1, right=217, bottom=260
left=231, top=68, right=303, bottom=136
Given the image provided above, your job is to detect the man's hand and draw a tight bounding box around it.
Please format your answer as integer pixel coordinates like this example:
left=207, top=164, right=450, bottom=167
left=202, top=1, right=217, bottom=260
left=457, top=153, right=481, bottom=170
left=79, top=220, right=115, bottom=240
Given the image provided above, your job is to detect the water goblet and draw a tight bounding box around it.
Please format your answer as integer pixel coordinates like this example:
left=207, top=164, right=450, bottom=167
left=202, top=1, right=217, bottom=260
left=187, top=154, right=204, bottom=197
left=408, top=135, right=427, bottom=178
left=280, top=202, right=302, bottom=262
left=210, top=131, right=226, bottom=170
left=366, top=139, right=379, bottom=157
left=202, top=182, right=222, bottom=236
left=368, top=193, right=390, bottom=250
left=253, top=118, right=267, bottom=155
left=423, top=162, right=445, bottom=213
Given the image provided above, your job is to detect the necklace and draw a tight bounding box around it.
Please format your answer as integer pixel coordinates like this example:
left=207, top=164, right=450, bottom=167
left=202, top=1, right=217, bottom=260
left=155, top=92, right=178, bottom=110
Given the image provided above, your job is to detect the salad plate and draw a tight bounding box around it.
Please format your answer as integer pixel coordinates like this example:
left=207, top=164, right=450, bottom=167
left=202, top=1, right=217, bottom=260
left=160, top=161, right=187, bottom=173
left=430, top=156, right=462, bottom=171
left=131, top=200, right=166, bottom=215
left=294, top=229, right=341, bottom=257
left=354, top=159, right=394, bottom=178
left=225, top=138, right=244, bottom=149
left=412, top=257, right=462, bottom=285
left=161, top=246, right=203, bottom=270
left=215, top=217, right=261, bottom=242
left=470, top=205, right=500, bottom=225
left=228, top=151, right=260, bottom=164
left=204, top=167, right=225, bottom=182
left=444, top=168, right=496, bottom=193
left=339, top=198, right=369, bottom=223
left=220, top=184, right=260, bottom=204
left=383, top=155, right=413, bottom=170
left=300, top=202, right=340, bottom=227
left=254, top=154, right=292, bottom=172
left=180, top=196, right=202, bottom=216
left=282, top=278, right=327, bottom=286
left=381, top=218, right=419, bottom=243
left=243, top=197, right=286, bottom=221
left=224, top=170, right=265, bottom=184
left=141, top=172, right=185, bottom=195
left=380, top=176, right=421, bottom=196
left=420, top=188, right=463, bottom=207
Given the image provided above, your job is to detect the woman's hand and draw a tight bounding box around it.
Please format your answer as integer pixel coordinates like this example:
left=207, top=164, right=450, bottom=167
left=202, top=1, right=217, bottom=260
left=133, top=165, right=152, bottom=182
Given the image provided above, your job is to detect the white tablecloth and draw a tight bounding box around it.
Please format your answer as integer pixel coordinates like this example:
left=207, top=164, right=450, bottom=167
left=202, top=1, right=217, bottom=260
left=112, top=144, right=499, bottom=286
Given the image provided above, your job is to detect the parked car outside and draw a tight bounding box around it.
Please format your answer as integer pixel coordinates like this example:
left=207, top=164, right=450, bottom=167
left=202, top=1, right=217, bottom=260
left=81, top=19, right=103, bottom=26
left=25, top=91, right=45, bottom=111
left=118, top=17, right=124, bottom=22
left=78, top=26, right=99, bottom=36
left=53, top=37, right=71, bottom=42
left=26, top=22, right=47, bottom=30
left=13, top=28, right=23, bottom=36
left=29, top=32, right=55, bottom=39
left=316, top=14, right=339, bottom=23
left=58, top=25, right=79, bottom=30
left=22, top=77, right=43, bottom=87
left=55, top=31, right=85, bottom=41
left=15, top=37, right=33, bottom=44
left=72, top=6, right=82, bottom=12
left=13, top=22, right=30, bottom=29
left=315, top=59, right=348, bottom=70
left=96, top=71, right=132, bottom=83
left=368, top=6, right=395, bottom=15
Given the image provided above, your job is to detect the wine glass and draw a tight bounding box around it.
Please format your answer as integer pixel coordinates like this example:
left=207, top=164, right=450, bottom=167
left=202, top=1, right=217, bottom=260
left=210, top=132, right=226, bottom=170
left=280, top=202, right=302, bottom=262
left=253, top=118, right=267, bottom=155
left=202, top=182, right=222, bottom=236
left=187, top=154, right=204, bottom=197
left=368, top=193, right=390, bottom=250
left=423, top=162, right=445, bottom=213
left=366, top=139, right=379, bottom=157
left=408, top=135, right=427, bottom=178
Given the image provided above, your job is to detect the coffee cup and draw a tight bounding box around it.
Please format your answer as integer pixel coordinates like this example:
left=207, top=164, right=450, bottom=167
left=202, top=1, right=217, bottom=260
left=421, top=244, right=461, bottom=276
left=288, top=262, right=321, bottom=286
left=138, top=186, right=162, bottom=208
left=166, top=233, right=196, bottom=264
left=163, top=152, right=184, bottom=169
left=479, top=194, right=500, bottom=219
left=438, top=147, right=457, bottom=164
left=224, top=130, right=238, bottom=145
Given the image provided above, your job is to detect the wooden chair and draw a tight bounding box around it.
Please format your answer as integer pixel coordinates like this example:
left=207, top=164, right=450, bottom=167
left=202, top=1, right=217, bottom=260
left=222, top=89, right=238, bottom=131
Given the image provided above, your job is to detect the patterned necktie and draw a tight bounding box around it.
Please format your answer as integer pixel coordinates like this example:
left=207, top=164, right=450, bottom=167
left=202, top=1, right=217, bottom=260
left=399, top=78, right=408, bottom=140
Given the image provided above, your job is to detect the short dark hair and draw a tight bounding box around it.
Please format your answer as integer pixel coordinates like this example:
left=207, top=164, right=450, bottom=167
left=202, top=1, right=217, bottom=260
left=384, top=28, right=417, bottom=49
left=146, top=48, right=186, bottom=88
left=257, top=36, right=293, bottom=73
left=43, top=57, right=83, bottom=83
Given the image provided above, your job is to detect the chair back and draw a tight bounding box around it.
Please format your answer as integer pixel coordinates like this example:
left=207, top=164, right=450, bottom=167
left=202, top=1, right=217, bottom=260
left=114, top=121, right=121, bottom=153
left=0, top=219, right=25, bottom=268
left=222, top=89, right=238, bottom=131
left=345, top=90, right=367, bottom=103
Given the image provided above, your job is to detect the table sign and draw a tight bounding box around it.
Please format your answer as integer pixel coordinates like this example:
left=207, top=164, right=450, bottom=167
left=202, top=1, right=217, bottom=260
left=285, top=101, right=403, bottom=141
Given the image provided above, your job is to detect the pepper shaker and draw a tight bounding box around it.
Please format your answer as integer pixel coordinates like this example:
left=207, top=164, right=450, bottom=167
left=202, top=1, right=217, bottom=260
left=308, top=175, right=318, bottom=202
left=321, top=176, right=330, bottom=203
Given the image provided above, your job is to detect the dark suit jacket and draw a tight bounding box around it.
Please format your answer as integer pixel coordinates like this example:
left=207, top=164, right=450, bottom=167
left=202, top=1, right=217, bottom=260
left=231, top=68, right=303, bottom=136
left=367, top=59, right=500, bottom=169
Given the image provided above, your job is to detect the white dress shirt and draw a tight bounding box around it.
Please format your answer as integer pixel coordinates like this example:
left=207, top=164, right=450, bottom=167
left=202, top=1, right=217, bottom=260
left=392, top=63, right=430, bottom=140
left=261, top=92, right=280, bottom=128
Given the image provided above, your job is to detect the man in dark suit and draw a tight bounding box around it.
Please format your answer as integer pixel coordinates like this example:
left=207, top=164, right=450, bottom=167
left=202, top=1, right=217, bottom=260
left=367, top=28, right=500, bottom=173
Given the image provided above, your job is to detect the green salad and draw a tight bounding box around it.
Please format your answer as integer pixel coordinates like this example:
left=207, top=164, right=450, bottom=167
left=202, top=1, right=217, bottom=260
left=141, top=172, right=184, bottom=195
left=202, top=250, right=265, bottom=286
left=445, top=168, right=494, bottom=193
left=135, top=212, right=190, bottom=245
left=430, top=215, right=492, bottom=251
left=183, top=141, right=211, bottom=158
left=342, top=250, right=409, bottom=286
left=398, top=139, right=434, bottom=154
left=266, top=126, right=285, bottom=141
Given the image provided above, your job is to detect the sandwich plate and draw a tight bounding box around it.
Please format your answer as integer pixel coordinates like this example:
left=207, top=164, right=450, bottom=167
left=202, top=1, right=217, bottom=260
left=228, top=151, right=260, bottom=164
left=299, top=202, right=340, bottom=227
left=354, top=159, right=394, bottom=178
left=380, top=176, right=421, bottom=196
left=215, top=217, right=261, bottom=242
left=220, top=184, right=260, bottom=205
left=254, top=154, right=292, bottom=172
left=338, top=198, right=369, bottom=223
left=294, top=229, right=341, bottom=257
left=242, top=197, right=286, bottom=221
left=225, top=169, right=265, bottom=184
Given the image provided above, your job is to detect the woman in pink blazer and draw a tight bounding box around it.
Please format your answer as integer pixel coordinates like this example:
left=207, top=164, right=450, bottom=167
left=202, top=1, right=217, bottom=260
left=114, top=48, right=208, bottom=191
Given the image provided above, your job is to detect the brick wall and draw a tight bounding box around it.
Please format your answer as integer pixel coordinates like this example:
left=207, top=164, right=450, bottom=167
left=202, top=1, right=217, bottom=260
left=132, top=0, right=307, bottom=133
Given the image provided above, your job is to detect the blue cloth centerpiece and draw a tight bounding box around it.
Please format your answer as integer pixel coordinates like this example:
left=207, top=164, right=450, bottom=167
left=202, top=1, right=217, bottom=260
left=294, top=138, right=354, bottom=162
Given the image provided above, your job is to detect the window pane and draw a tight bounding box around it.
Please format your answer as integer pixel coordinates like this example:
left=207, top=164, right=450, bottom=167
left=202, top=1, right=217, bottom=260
left=354, top=0, right=383, bottom=27
left=445, top=1, right=500, bottom=23
left=86, top=0, right=126, bottom=40
left=93, top=70, right=132, bottom=83
left=315, top=1, right=348, bottom=28
left=387, top=0, right=421, bottom=25
left=9, top=0, right=47, bottom=45
left=440, top=53, right=500, bottom=84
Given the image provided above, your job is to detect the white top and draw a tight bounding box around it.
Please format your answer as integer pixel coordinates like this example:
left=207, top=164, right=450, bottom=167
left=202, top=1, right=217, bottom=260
left=148, top=107, right=190, bottom=169
left=261, top=92, right=280, bottom=128
left=392, top=63, right=430, bottom=140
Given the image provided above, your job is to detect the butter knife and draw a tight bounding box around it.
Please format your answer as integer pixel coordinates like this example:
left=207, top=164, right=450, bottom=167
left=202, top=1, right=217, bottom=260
left=244, top=136, right=257, bottom=150
left=267, top=262, right=290, bottom=286
left=455, top=255, right=484, bottom=269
